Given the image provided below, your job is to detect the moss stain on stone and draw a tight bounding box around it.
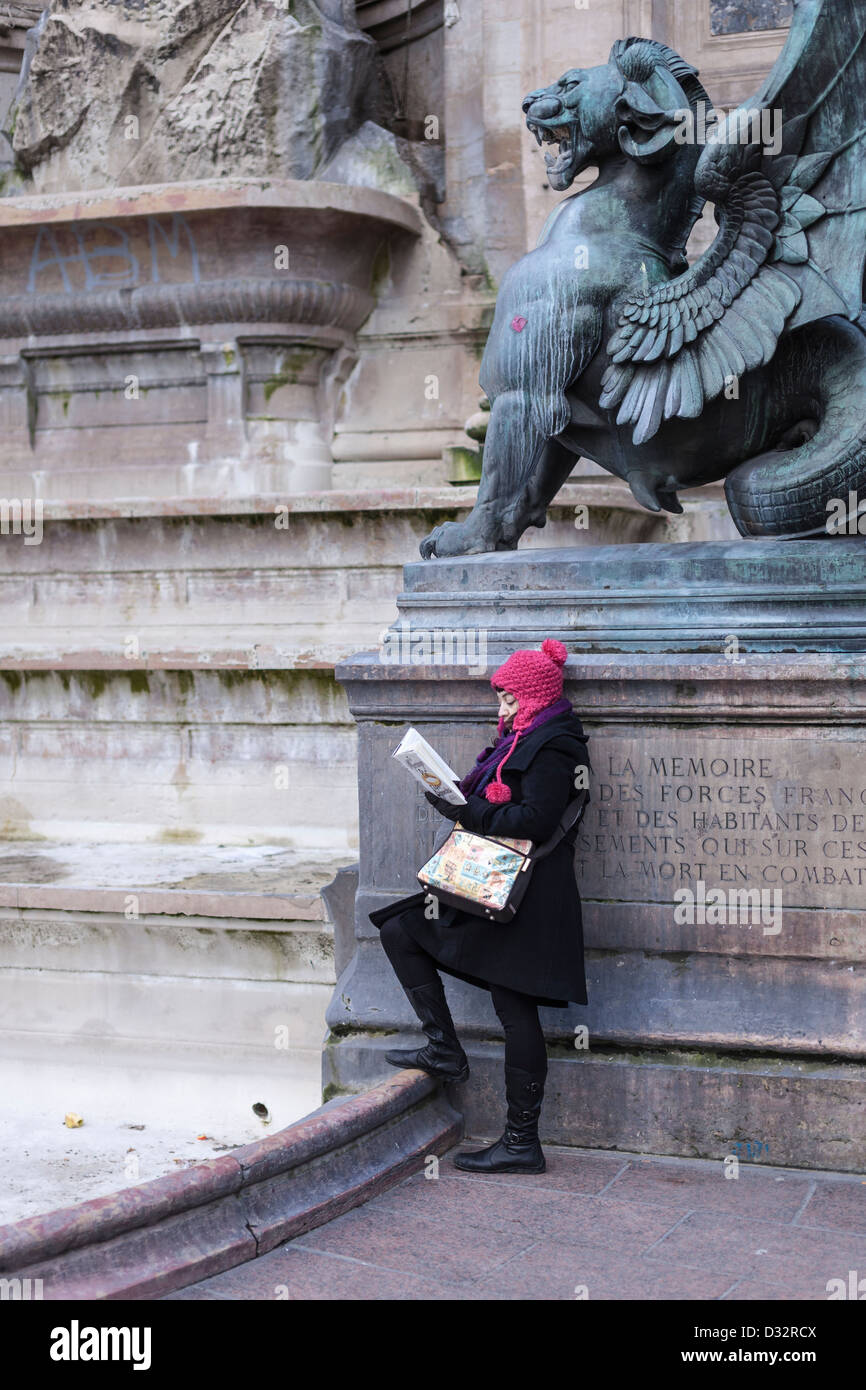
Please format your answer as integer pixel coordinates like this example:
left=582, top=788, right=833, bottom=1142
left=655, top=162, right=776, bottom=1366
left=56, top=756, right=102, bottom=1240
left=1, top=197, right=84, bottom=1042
left=327, top=1021, right=354, bottom=1038
left=216, top=670, right=256, bottom=689
left=369, top=241, right=390, bottom=297
left=80, top=671, right=111, bottom=700
left=321, top=1082, right=354, bottom=1104
left=470, top=299, right=496, bottom=361
left=263, top=348, right=317, bottom=402
left=175, top=670, right=195, bottom=699
left=544, top=1042, right=853, bottom=1073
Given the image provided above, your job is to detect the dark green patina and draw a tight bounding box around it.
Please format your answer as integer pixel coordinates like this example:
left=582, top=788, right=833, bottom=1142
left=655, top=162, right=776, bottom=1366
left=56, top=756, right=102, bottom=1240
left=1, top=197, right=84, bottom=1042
left=421, top=0, right=866, bottom=556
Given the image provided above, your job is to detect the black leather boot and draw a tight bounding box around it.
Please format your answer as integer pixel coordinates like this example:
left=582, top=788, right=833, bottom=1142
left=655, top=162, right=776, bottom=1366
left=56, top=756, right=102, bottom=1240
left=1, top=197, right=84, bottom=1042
left=384, top=979, right=470, bottom=1083
left=453, top=1064, right=546, bottom=1173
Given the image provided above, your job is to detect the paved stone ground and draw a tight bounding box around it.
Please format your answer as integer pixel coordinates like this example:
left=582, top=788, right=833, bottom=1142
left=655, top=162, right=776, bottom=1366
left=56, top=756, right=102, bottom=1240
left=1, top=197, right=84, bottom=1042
left=166, top=1140, right=866, bottom=1301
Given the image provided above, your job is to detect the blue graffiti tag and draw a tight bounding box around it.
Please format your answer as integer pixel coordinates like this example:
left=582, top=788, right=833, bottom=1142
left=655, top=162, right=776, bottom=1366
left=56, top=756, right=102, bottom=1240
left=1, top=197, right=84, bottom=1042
left=27, top=214, right=200, bottom=293
left=731, top=1140, right=770, bottom=1158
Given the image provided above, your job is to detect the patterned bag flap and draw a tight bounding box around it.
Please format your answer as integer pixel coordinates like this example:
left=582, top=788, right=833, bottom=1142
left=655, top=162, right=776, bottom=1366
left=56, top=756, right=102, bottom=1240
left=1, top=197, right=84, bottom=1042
left=418, top=828, right=531, bottom=912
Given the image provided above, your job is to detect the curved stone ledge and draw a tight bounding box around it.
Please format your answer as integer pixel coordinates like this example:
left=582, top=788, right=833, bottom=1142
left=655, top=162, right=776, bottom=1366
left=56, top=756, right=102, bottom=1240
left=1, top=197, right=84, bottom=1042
left=0, top=177, right=423, bottom=234
left=0, top=277, right=374, bottom=338
left=0, top=1070, right=462, bottom=1300
left=0, top=178, right=418, bottom=340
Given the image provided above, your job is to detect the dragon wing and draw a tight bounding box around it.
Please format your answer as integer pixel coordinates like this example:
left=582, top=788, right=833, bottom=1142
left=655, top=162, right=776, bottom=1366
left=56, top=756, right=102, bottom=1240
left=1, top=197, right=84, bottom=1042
left=599, top=0, right=866, bottom=447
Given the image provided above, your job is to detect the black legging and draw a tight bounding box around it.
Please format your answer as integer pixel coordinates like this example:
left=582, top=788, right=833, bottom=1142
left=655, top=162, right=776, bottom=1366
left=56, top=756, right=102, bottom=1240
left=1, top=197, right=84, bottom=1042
left=379, top=914, right=548, bottom=1074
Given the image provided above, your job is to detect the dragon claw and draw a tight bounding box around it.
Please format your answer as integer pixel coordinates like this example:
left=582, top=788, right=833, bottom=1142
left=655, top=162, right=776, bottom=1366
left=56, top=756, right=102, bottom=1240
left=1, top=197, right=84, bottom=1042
left=626, top=470, right=683, bottom=515
left=419, top=516, right=507, bottom=559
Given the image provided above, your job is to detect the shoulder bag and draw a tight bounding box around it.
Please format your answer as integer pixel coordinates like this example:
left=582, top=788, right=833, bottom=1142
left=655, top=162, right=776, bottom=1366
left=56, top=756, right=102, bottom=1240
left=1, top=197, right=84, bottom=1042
left=417, top=788, right=589, bottom=923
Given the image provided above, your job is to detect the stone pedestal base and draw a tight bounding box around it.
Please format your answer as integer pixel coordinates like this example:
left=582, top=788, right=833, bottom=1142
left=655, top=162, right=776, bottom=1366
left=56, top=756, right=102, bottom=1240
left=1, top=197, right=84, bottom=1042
left=328, top=540, right=866, bottom=1171
left=324, top=1037, right=866, bottom=1173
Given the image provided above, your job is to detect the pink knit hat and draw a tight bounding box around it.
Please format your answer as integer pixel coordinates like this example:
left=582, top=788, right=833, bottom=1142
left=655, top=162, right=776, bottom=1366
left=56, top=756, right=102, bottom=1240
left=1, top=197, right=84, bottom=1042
left=484, top=638, right=568, bottom=803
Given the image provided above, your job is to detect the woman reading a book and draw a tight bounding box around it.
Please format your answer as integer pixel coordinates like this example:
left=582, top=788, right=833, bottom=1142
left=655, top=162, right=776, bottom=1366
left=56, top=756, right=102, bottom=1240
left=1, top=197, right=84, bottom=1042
left=369, top=638, right=591, bottom=1175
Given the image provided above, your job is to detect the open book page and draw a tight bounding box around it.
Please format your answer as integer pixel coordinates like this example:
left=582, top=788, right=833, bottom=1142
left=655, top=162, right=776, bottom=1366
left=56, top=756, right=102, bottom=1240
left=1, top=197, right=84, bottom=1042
left=392, top=727, right=467, bottom=805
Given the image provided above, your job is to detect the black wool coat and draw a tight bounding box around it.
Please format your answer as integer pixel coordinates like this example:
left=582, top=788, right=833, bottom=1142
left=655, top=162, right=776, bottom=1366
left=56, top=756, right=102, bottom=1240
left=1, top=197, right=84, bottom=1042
left=369, top=710, right=591, bottom=1008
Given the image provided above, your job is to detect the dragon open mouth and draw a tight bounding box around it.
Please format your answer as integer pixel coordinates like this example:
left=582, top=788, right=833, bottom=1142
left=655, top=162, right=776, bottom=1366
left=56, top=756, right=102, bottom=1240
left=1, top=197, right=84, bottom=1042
left=526, top=120, right=588, bottom=186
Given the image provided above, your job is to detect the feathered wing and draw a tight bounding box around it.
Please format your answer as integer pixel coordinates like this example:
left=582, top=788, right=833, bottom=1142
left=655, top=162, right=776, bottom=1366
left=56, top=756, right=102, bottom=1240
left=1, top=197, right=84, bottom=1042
left=600, top=167, right=801, bottom=446
left=600, top=0, right=866, bottom=446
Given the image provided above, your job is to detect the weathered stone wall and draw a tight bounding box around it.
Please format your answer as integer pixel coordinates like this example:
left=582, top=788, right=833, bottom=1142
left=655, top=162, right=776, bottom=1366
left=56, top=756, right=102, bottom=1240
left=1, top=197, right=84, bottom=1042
left=711, top=1, right=792, bottom=36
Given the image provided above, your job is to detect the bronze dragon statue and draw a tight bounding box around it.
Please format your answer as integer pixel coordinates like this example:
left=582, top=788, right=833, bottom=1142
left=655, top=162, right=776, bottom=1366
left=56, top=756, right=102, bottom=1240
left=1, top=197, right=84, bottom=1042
left=420, top=0, right=866, bottom=558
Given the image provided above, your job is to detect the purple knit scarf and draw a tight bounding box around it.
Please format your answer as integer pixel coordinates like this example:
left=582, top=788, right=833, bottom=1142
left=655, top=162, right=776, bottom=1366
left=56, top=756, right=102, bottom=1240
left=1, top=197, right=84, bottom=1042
left=457, top=696, right=574, bottom=797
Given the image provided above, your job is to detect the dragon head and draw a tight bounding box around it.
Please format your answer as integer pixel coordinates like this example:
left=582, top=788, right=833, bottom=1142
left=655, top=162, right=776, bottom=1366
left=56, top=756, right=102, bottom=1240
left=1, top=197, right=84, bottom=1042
left=523, top=38, right=714, bottom=192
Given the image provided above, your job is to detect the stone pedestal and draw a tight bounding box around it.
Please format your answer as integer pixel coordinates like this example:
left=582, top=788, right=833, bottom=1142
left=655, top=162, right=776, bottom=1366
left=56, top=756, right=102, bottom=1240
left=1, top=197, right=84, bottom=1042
left=326, top=539, right=866, bottom=1171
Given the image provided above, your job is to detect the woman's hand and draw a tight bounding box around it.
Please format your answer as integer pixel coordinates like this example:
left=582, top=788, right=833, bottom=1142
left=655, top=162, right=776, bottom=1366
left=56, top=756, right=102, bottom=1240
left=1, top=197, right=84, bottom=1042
left=424, top=790, right=463, bottom=821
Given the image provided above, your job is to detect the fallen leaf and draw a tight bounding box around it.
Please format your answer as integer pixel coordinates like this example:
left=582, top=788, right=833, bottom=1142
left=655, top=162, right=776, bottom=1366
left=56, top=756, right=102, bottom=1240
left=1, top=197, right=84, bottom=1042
left=64, top=1113, right=84, bottom=1128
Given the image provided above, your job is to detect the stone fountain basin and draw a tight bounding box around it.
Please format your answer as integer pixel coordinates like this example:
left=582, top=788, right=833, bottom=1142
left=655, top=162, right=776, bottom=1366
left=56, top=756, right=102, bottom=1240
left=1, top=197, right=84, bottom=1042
left=0, top=178, right=422, bottom=498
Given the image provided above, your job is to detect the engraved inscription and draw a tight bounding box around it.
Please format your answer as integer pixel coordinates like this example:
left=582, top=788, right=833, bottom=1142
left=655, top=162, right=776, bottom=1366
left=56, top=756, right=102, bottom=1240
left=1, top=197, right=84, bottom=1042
left=575, top=738, right=866, bottom=909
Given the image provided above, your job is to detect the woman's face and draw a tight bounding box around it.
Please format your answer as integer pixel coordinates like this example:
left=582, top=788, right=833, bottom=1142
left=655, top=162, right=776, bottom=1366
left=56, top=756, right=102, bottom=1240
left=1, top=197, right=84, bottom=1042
left=496, top=688, right=519, bottom=727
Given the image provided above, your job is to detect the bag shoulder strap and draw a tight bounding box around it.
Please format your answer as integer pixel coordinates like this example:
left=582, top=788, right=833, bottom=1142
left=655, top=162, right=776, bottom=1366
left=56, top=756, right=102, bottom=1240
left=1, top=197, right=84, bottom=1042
left=532, top=787, right=590, bottom=862
left=430, top=787, right=590, bottom=863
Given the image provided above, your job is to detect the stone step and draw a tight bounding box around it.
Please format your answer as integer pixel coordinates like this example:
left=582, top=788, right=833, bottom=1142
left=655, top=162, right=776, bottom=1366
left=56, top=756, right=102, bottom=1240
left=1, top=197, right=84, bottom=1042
left=0, top=489, right=733, bottom=846
left=0, top=1071, right=459, bottom=1298
left=324, top=1037, right=866, bottom=1175
left=0, top=843, right=354, bottom=1132
left=0, top=484, right=732, bottom=669
left=0, top=696, right=359, bottom=846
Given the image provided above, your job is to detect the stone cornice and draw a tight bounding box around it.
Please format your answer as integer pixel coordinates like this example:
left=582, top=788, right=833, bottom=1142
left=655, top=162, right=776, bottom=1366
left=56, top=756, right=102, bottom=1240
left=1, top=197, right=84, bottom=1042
left=0, top=178, right=423, bottom=237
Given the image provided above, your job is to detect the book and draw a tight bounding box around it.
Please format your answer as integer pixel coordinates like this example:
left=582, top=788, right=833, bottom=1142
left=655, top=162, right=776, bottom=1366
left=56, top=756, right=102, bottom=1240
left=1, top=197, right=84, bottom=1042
left=392, top=727, right=467, bottom=805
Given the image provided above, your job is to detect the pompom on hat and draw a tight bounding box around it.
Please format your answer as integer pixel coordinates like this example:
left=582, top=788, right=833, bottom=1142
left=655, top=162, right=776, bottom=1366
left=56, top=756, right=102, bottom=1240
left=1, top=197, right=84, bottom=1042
left=483, top=639, right=569, bottom=803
